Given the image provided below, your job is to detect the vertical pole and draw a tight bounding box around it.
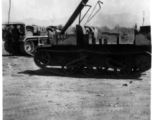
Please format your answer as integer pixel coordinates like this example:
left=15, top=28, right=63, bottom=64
left=8, top=0, right=11, bottom=24
left=142, top=11, right=145, bottom=26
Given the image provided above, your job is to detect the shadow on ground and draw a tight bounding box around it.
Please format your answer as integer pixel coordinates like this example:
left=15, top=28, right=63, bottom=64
left=2, top=54, right=32, bottom=58
left=18, top=68, right=143, bottom=80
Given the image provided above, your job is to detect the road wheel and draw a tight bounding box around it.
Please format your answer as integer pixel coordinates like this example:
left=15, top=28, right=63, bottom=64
left=62, top=59, right=78, bottom=75
left=98, top=66, right=108, bottom=71
left=82, top=60, right=98, bottom=76
left=135, top=54, right=151, bottom=71
left=34, top=51, right=50, bottom=68
left=114, top=61, right=131, bottom=77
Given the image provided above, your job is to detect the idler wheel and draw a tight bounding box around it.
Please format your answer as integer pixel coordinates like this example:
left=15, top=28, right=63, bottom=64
left=114, top=61, right=131, bottom=77
left=135, top=55, right=151, bottom=71
left=62, top=59, right=78, bottom=75
left=34, top=50, right=50, bottom=68
left=82, top=60, right=98, bottom=76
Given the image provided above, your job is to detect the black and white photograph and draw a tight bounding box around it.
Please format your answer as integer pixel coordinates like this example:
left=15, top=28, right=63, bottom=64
left=2, top=0, right=151, bottom=120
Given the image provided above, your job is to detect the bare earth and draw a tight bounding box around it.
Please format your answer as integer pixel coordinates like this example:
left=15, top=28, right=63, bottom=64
left=3, top=49, right=150, bottom=120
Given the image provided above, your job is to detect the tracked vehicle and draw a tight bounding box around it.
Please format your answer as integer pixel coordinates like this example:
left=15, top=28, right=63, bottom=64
left=34, top=0, right=151, bottom=77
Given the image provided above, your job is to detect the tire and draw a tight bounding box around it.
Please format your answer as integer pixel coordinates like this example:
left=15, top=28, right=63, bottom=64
left=4, top=41, right=19, bottom=55
left=4, top=41, right=13, bottom=54
left=20, top=40, right=35, bottom=56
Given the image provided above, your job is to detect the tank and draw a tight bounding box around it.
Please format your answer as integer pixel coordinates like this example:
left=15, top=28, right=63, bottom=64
left=34, top=0, right=151, bottom=77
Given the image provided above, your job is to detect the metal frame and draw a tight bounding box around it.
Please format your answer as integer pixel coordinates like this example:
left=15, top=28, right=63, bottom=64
left=84, top=1, right=103, bottom=25
left=79, top=4, right=92, bottom=24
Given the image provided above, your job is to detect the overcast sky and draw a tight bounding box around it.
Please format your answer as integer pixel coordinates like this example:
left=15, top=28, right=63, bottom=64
left=2, top=0, right=151, bottom=26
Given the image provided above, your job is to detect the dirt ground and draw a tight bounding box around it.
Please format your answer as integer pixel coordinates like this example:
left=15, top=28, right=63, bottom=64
left=3, top=48, right=151, bottom=120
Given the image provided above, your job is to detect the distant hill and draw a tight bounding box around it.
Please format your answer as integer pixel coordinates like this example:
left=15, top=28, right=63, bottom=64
left=15, top=17, right=68, bottom=27
left=2, top=13, right=149, bottom=29
left=3, top=17, right=69, bottom=27
left=86, top=13, right=142, bottom=29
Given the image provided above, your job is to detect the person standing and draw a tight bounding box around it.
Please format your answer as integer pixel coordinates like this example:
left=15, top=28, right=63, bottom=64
left=47, top=27, right=56, bottom=45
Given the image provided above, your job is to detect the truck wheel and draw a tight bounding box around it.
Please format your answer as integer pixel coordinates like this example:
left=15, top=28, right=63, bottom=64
left=20, top=40, right=35, bottom=56
left=4, top=41, right=14, bottom=55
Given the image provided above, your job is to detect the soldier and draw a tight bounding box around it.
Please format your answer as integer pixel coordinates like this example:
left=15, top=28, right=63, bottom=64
left=47, top=27, right=56, bottom=45
left=17, top=25, right=23, bottom=36
left=11, top=25, right=23, bottom=42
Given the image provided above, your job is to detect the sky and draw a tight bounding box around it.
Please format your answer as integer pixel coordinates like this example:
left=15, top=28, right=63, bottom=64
left=2, top=0, right=151, bottom=27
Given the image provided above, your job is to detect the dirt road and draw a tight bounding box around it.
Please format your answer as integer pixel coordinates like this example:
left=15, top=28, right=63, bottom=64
left=3, top=51, right=150, bottom=120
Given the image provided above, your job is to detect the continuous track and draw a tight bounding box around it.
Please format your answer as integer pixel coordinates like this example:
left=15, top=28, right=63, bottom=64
left=34, top=49, right=151, bottom=78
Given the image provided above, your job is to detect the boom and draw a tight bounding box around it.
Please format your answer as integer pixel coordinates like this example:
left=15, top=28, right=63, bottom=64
left=60, top=0, right=89, bottom=34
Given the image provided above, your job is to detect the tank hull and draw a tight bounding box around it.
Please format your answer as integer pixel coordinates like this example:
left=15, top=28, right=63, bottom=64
left=34, top=45, right=151, bottom=77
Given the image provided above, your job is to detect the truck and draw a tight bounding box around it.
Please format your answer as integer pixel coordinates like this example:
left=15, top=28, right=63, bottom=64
left=2, top=22, right=48, bottom=55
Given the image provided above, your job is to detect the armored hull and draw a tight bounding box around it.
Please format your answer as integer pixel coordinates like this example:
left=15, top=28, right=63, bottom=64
left=34, top=43, right=151, bottom=77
